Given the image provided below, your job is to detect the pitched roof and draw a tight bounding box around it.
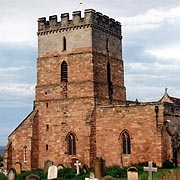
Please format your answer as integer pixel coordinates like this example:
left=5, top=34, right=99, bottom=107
left=159, top=88, right=180, bottom=106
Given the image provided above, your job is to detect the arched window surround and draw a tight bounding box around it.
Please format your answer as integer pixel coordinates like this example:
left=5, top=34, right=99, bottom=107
left=61, top=61, right=68, bottom=82
left=119, top=130, right=131, bottom=154
left=65, top=132, right=77, bottom=155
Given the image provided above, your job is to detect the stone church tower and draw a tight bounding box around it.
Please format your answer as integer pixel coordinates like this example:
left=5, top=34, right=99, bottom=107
left=4, top=9, right=180, bottom=172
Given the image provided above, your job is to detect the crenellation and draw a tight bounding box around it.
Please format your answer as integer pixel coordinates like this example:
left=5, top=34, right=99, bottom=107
left=49, top=15, right=57, bottom=26
left=37, top=9, right=121, bottom=35
left=38, top=17, right=47, bottom=31
left=72, top=11, right=81, bottom=24
left=61, top=13, right=69, bottom=26
left=84, top=9, right=96, bottom=23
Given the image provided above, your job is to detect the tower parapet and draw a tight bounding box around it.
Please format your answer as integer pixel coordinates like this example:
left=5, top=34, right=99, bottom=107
left=38, top=9, right=121, bottom=38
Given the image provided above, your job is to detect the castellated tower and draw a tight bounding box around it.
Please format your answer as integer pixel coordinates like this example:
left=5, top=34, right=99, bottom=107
left=35, top=9, right=125, bottom=167
left=4, top=9, right=126, bottom=171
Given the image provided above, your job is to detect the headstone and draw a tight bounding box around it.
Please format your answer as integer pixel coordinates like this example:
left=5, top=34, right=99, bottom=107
left=90, top=172, right=95, bottom=179
left=94, top=158, right=102, bottom=179
left=143, top=161, right=157, bottom=180
left=7, top=168, right=16, bottom=180
left=162, top=170, right=176, bottom=180
left=14, top=162, right=21, bottom=174
left=26, top=174, right=40, bottom=180
left=85, top=172, right=99, bottom=180
left=82, top=164, right=89, bottom=173
left=94, top=157, right=106, bottom=179
left=100, top=157, right=106, bottom=177
left=74, top=160, right=81, bottom=175
left=101, top=176, right=116, bottom=180
left=127, top=167, right=138, bottom=180
left=57, top=164, right=64, bottom=170
left=44, top=160, right=53, bottom=173
left=47, top=165, right=58, bottom=180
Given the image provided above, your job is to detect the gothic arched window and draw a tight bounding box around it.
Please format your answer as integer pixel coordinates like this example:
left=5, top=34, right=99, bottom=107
left=66, top=132, right=77, bottom=155
left=63, top=36, right=67, bottom=51
left=121, top=131, right=131, bottom=154
left=23, top=146, right=27, bottom=162
left=61, top=61, right=68, bottom=82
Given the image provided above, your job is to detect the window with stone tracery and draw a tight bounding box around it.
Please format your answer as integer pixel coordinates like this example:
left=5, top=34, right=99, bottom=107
left=66, top=132, right=76, bottom=155
left=121, top=131, right=131, bottom=154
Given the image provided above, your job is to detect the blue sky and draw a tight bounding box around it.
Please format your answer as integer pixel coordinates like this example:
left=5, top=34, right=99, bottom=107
left=0, top=0, right=180, bottom=145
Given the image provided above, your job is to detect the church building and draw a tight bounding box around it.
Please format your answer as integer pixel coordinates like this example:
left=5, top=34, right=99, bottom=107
left=4, top=9, right=180, bottom=171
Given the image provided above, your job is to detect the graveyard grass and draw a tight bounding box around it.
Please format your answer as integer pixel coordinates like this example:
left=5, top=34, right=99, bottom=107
left=0, top=166, right=180, bottom=179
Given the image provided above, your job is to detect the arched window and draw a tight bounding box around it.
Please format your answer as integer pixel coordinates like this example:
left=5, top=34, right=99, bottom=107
left=63, top=36, right=66, bottom=51
left=121, top=131, right=131, bottom=154
left=66, top=132, right=77, bottom=155
left=61, top=61, right=68, bottom=82
left=107, top=62, right=113, bottom=102
left=23, top=146, right=27, bottom=162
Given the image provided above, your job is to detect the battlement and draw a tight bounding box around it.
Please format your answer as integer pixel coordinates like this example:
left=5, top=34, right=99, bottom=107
left=38, top=9, right=121, bottom=36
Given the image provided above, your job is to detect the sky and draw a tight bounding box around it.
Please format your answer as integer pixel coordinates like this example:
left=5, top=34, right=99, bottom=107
left=0, top=0, right=180, bottom=145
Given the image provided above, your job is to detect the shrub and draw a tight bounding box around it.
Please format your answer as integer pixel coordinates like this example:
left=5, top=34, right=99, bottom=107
left=106, top=166, right=127, bottom=178
left=58, top=167, right=76, bottom=179
left=162, top=160, right=174, bottom=168
left=0, top=173, right=7, bottom=180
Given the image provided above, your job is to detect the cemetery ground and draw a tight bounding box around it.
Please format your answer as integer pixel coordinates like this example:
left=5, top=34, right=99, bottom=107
left=0, top=165, right=180, bottom=180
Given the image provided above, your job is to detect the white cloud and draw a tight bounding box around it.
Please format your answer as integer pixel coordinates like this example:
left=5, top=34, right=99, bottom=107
left=120, top=6, right=180, bottom=33
left=146, top=44, right=180, bottom=60
left=0, top=19, right=36, bottom=44
left=0, top=83, right=35, bottom=96
left=0, top=66, right=26, bottom=72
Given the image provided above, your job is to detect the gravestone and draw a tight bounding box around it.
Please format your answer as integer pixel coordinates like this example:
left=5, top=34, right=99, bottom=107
left=85, top=172, right=98, bottom=180
left=14, top=162, right=21, bottom=174
left=44, top=160, right=53, bottom=172
left=143, top=161, right=157, bottom=180
left=82, top=164, right=89, bottom=173
left=94, top=157, right=106, bottom=179
left=101, top=176, right=116, bottom=180
left=7, top=168, right=16, bottom=180
left=47, top=165, right=58, bottom=180
left=127, top=167, right=138, bottom=180
left=74, top=160, right=81, bottom=175
left=57, top=164, right=64, bottom=170
left=26, top=174, right=40, bottom=180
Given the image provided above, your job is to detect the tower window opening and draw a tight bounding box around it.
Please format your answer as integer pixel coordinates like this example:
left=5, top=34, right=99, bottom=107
left=61, top=61, right=68, bottom=82
left=106, top=38, right=109, bottom=52
left=63, top=36, right=67, bottom=51
left=46, top=144, right=49, bottom=151
left=107, top=62, right=113, bottom=102
left=23, top=146, right=27, bottom=162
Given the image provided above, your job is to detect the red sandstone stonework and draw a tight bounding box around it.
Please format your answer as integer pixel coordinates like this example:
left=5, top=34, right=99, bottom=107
left=4, top=9, right=180, bottom=171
